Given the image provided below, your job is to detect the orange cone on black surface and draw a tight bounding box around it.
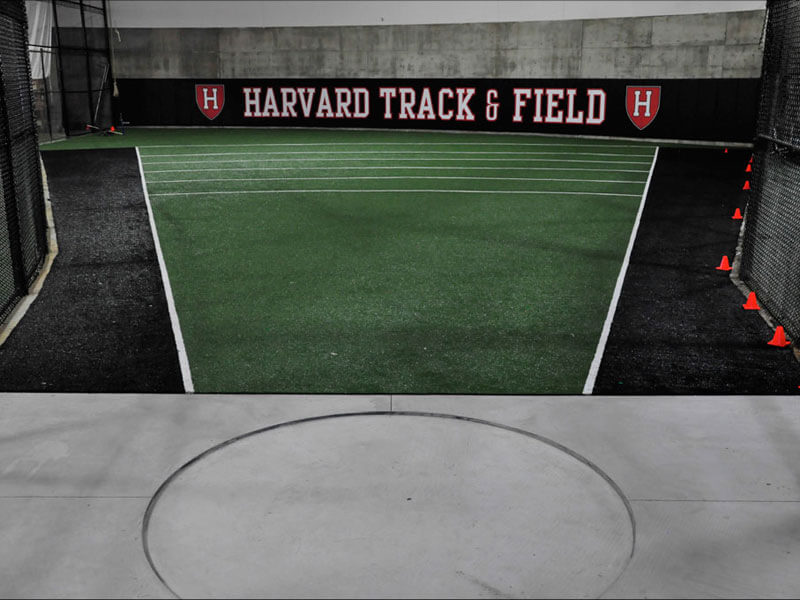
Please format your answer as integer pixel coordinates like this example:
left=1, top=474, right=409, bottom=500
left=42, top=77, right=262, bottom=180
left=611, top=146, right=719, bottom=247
left=743, top=292, right=760, bottom=310
left=716, top=256, right=732, bottom=271
left=767, top=326, right=791, bottom=348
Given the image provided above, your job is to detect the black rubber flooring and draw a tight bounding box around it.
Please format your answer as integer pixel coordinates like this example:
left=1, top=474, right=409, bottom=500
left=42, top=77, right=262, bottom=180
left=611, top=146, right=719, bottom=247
left=594, top=148, right=800, bottom=394
left=0, top=148, right=184, bottom=392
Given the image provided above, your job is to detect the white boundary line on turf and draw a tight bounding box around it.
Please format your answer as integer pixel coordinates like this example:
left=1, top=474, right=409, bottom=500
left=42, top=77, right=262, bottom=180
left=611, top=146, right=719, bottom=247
left=149, top=189, right=642, bottom=197
left=135, top=147, right=195, bottom=394
left=142, top=151, right=655, bottom=158
left=582, top=146, right=660, bottom=395
left=145, top=166, right=652, bottom=174
left=141, top=157, right=652, bottom=165
left=129, top=125, right=751, bottom=148
left=138, top=142, right=652, bottom=149
left=149, top=176, right=647, bottom=185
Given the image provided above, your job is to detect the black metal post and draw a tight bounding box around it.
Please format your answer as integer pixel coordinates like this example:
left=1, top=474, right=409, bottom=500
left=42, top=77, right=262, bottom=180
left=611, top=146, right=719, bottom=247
left=39, top=49, right=54, bottom=141
left=79, top=0, right=95, bottom=127
left=50, top=0, right=71, bottom=135
left=102, top=0, right=115, bottom=126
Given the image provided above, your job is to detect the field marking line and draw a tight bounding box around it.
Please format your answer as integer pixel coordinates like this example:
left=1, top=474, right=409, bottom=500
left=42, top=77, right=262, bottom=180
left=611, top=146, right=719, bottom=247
left=139, top=142, right=653, bottom=149
left=148, top=176, right=647, bottom=185
left=149, top=189, right=642, bottom=197
left=142, top=150, right=655, bottom=158
left=582, top=146, right=660, bottom=395
left=145, top=166, right=652, bottom=174
left=141, top=157, right=652, bottom=165
left=136, top=147, right=195, bottom=394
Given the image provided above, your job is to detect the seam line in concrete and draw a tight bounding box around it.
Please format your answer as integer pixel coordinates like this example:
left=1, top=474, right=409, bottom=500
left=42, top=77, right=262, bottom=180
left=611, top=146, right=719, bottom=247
left=0, top=495, right=152, bottom=499
left=630, top=499, right=800, bottom=503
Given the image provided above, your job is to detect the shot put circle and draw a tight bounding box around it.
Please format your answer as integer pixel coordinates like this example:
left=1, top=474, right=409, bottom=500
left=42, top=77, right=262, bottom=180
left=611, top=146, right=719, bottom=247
left=143, top=412, right=634, bottom=599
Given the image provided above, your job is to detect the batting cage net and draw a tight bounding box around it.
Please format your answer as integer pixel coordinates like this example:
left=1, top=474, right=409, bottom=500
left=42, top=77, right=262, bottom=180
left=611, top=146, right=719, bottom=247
left=0, top=0, right=48, bottom=325
left=739, top=0, right=800, bottom=342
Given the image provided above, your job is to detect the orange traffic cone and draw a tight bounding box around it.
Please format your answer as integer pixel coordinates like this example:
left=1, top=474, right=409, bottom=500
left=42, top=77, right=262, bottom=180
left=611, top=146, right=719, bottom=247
left=724, top=148, right=728, bottom=153
left=716, top=256, right=732, bottom=271
left=745, top=163, right=752, bottom=172
left=732, top=208, right=743, bottom=220
left=743, top=292, right=760, bottom=310
left=749, top=155, right=753, bottom=164
left=743, top=180, right=751, bottom=190
left=768, top=326, right=791, bottom=347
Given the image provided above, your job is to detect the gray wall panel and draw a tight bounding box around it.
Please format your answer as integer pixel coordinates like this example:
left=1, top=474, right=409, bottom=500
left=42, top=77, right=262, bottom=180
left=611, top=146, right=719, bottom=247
left=111, top=10, right=765, bottom=79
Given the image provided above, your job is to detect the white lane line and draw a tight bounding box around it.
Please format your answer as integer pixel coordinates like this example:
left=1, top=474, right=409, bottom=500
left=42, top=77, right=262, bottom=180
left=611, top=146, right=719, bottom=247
left=144, top=166, right=651, bottom=174
left=149, top=189, right=642, bottom=197
left=139, top=142, right=653, bottom=149
left=141, top=157, right=652, bottom=165
left=142, top=150, right=655, bottom=158
left=147, top=176, right=646, bottom=185
left=136, top=147, right=195, bottom=394
left=582, top=147, right=660, bottom=395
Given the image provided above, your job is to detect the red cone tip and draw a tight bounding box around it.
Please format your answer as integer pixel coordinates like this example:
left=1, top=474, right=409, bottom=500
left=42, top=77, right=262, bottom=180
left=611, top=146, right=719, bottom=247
left=732, top=208, right=743, bottom=220
left=724, top=148, right=729, bottom=153
left=716, top=256, right=732, bottom=271
left=768, top=326, right=791, bottom=347
left=743, top=180, right=751, bottom=190
left=748, top=155, right=753, bottom=164
left=743, top=292, right=761, bottom=310
left=110, top=126, right=115, bottom=132
left=745, top=163, right=752, bottom=172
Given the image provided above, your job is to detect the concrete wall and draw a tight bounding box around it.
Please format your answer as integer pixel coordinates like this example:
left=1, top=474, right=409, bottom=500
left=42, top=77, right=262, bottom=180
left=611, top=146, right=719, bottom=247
left=108, top=1, right=766, bottom=28
left=112, top=10, right=765, bottom=79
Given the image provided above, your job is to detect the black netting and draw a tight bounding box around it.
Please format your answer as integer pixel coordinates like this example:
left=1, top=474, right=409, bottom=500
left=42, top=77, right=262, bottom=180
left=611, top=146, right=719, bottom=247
left=0, top=0, right=47, bottom=325
left=740, top=145, right=800, bottom=338
left=756, top=0, right=800, bottom=148
left=740, top=0, right=800, bottom=342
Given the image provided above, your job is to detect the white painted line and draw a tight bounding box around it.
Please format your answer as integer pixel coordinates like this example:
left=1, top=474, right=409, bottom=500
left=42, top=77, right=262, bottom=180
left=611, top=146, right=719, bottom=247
left=139, top=142, right=653, bottom=149
left=149, top=189, right=642, bottom=197
left=144, top=166, right=651, bottom=174
left=136, top=147, right=194, bottom=394
left=142, top=150, right=655, bottom=158
left=141, top=157, right=652, bottom=165
left=148, top=176, right=646, bottom=185
left=582, top=147, right=660, bottom=395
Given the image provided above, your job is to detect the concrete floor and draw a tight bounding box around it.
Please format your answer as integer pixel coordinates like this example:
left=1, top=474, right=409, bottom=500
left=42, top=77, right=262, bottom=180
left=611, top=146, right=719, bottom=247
left=1, top=393, right=799, bottom=598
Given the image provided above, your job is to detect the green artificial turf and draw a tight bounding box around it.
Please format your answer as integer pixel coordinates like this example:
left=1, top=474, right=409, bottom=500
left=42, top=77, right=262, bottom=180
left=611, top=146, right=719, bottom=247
left=45, top=128, right=656, bottom=393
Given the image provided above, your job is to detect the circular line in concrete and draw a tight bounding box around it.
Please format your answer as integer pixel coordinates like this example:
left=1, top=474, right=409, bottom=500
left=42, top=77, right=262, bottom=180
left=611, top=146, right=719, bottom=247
left=143, top=411, right=635, bottom=599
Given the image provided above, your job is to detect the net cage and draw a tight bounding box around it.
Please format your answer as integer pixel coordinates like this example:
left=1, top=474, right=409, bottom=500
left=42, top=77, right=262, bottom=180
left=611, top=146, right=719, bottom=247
left=739, top=0, right=800, bottom=343
left=0, top=0, right=48, bottom=325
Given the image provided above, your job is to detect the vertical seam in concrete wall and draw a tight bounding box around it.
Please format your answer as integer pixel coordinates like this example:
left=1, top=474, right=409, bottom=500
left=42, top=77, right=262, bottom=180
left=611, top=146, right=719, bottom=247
left=578, top=18, right=585, bottom=78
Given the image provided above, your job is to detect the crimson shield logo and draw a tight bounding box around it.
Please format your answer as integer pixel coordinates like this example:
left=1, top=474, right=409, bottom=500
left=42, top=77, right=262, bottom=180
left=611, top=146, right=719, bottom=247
left=626, top=86, right=660, bottom=130
left=196, top=84, right=225, bottom=120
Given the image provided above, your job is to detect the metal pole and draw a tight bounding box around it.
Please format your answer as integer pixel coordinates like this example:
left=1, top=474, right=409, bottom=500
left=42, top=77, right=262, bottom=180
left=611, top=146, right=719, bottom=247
left=79, top=0, right=95, bottom=127
left=51, top=0, right=71, bottom=135
left=40, top=49, right=54, bottom=141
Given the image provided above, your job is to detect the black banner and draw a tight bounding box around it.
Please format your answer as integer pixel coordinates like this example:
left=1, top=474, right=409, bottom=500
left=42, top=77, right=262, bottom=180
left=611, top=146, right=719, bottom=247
left=117, top=78, right=759, bottom=142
